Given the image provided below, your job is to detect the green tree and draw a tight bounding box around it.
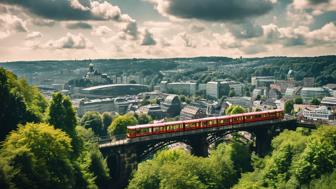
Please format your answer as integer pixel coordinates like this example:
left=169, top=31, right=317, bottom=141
left=306, top=171, right=336, bottom=189
left=101, top=112, right=113, bottom=134
left=107, top=114, right=138, bottom=136
left=47, top=93, right=81, bottom=156
left=141, top=99, right=150, bottom=106
left=285, top=100, right=294, bottom=114
left=311, top=98, right=321, bottom=105
left=0, top=123, right=94, bottom=189
left=294, top=127, right=336, bottom=184
left=80, top=112, right=104, bottom=136
left=264, top=145, right=294, bottom=188
left=229, top=88, right=236, bottom=97
left=0, top=68, right=38, bottom=141
left=76, top=126, right=111, bottom=189
left=225, top=105, right=246, bottom=115
left=135, top=113, right=152, bottom=124
left=294, top=97, right=303, bottom=104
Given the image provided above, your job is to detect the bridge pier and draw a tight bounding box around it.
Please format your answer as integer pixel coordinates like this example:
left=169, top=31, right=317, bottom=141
left=102, top=145, right=139, bottom=189
left=188, top=134, right=209, bottom=157
left=254, top=127, right=272, bottom=157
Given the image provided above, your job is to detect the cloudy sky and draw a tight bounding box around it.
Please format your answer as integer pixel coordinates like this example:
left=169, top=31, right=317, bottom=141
left=0, top=0, right=335, bottom=61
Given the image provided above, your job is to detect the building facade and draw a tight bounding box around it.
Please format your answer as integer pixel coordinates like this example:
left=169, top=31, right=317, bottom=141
left=303, top=106, right=332, bottom=121
left=251, top=76, right=275, bottom=88
left=206, top=81, right=220, bottom=99
left=180, top=105, right=206, bottom=120
left=161, top=95, right=182, bottom=117
left=300, top=87, right=329, bottom=101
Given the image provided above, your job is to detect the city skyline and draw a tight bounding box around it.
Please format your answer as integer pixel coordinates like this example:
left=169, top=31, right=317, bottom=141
left=0, top=0, right=336, bottom=61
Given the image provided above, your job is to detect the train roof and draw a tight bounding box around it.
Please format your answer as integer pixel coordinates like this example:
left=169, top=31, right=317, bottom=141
left=128, top=121, right=183, bottom=129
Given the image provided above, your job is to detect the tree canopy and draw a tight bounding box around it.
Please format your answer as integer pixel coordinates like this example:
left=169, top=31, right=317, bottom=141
left=0, top=123, right=93, bottom=189
left=47, top=92, right=81, bottom=156
left=233, top=126, right=336, bottom=189
left=107, top=114, right=138, bottom=136
left=128, top=140, right=251, bottom=189
left=294, top=97, right=303, bottom=104
left=101, top=112, right=113, bottom=134
left=0, top=68, right=47, bottom=141
left=285, top=100, right=294, bottom=114
left=80, top=112, right=104, bottom=136
left=311, top=98, right=321, bottom=105
left=225, top=105, right=246, bottom=115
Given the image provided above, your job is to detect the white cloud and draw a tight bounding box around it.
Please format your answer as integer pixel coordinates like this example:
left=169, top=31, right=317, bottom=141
left=26, top=31, right=42, bottom=40
left=91, top=25, right=112, bottom=36
left=43, top=33, right=92, bottom=49
left=90, top=1, right=132, bottom=21
left=307, top=22, right=336, bottom=43
left=0, top=14, right=28, bottom=39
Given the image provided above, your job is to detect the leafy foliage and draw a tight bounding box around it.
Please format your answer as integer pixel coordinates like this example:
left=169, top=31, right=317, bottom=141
left=285, top=100, right=294, bottom=114
left=233, top=126, right=336, bottom=189
left=107, top=113, right=138, bottom=136
left=101, top=112, right=113, bottom=133
left=134, top=113, right=152, bottom=124
left=311, top=98, right=321, bottom=105
left=76, top=126, right=110, bottom=189
left=0, top=68, right=47, bottom=141
left=0, top=123, right=93, bottom=189
left=80, top=112, right=104, bottom=136
left=225, top=105, right=246, bottom=115
left=294, top=97, right=303, bottom=104
left=128, top=141, right=251, bottom=189
left=47, top=92, right=81, bottom=157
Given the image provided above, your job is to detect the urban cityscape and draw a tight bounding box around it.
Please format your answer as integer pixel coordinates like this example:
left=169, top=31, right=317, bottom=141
left=1, top=0, right=336, bottom=189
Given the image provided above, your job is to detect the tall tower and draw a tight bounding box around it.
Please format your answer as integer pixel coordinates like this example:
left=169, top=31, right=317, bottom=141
left=89, top=63, right=94, bottom=72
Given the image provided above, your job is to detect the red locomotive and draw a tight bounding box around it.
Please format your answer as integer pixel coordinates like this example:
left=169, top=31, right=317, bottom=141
left=127, top=109, right=284, bottom=138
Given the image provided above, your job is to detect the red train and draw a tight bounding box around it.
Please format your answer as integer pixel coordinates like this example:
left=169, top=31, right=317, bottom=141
left=127, top=109, right=284, bottom=138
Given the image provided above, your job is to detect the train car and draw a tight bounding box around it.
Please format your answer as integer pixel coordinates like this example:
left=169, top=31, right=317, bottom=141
left=164, top=121, right=184, bottom=133
left=127, top=110, right=284, bottom=139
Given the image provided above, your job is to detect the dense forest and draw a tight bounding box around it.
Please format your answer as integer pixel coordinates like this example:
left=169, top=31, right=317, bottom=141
left=1, top=67, right=336, bottom=189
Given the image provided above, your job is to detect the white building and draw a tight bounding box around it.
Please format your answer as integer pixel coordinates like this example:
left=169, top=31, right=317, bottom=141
left=300, top=87, right=329, bottom=101
left=206, top=81, right=219, bottom=99
left=77, top=97, right=135, bottom=116
left=78, top=98, right=114, bottom=116
left=251, top=76, right=275, bottom=88
left=303, top=106, right=332, bottom=121
left=160, top=81, right=197, bottom=95
left=229, top=83, right=244, bottom=96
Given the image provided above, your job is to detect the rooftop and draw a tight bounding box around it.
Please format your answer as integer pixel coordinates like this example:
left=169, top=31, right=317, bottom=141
left=321, top=97, right=336, bottom=105
left=82, top=84, right=149, bottom=91
left=301, top=87, right=326, bottom=92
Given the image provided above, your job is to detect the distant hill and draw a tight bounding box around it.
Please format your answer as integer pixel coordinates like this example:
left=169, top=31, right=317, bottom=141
left=0, top=55, right=335, bottom=86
